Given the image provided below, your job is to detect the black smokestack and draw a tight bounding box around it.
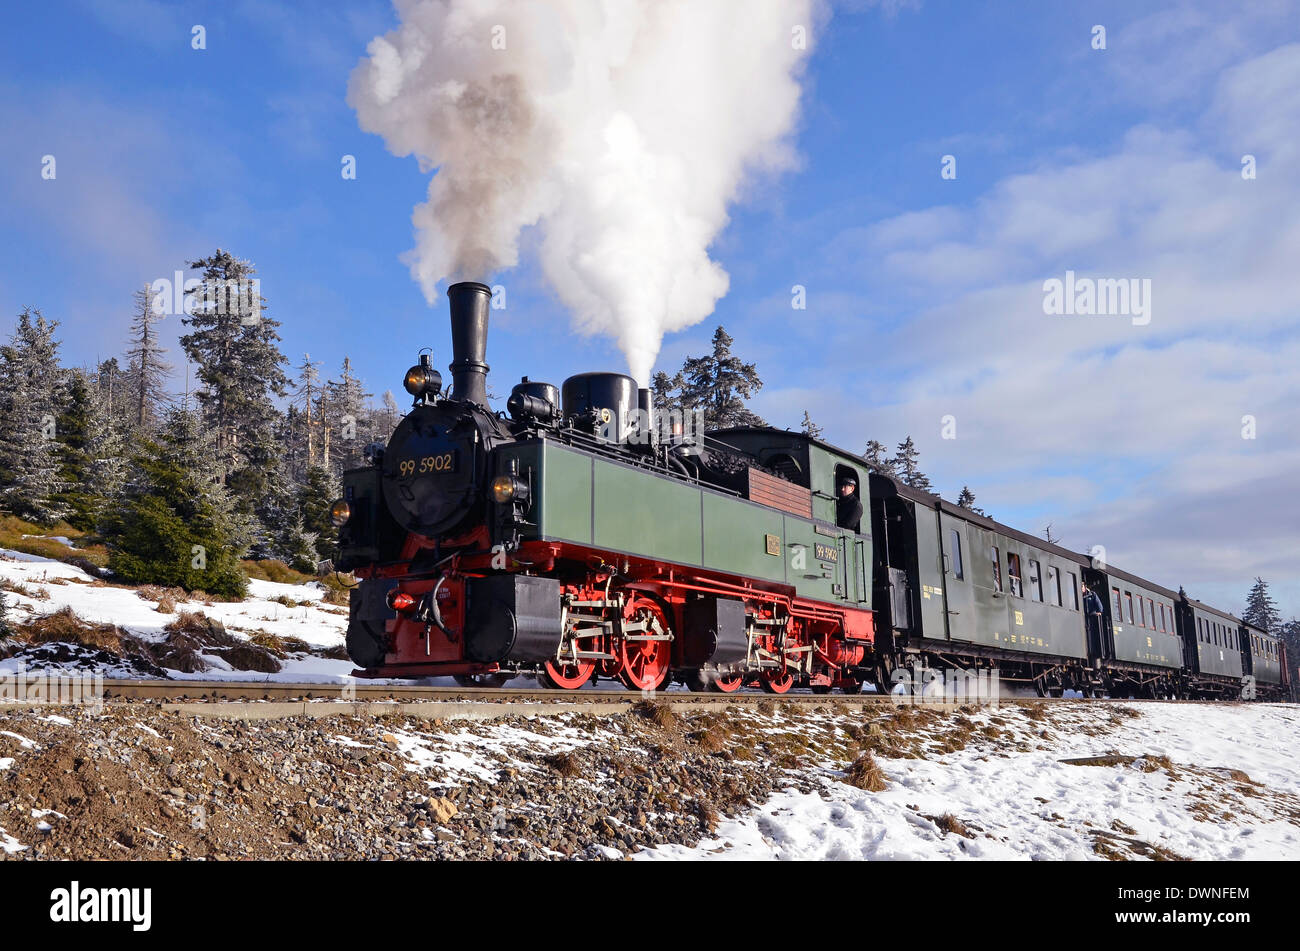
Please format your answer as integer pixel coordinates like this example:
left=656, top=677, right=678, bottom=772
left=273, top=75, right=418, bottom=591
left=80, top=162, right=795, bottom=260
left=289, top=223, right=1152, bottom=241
left=446, top=281, right=491, bottom=405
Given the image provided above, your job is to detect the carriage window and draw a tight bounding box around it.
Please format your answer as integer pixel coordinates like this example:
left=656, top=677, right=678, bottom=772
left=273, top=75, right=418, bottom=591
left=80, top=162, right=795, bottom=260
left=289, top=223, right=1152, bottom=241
left=1159, top=603, right=1166, bottom=632
left=991, top=546, right=1002, bottom=592
left=949, top=529, right=964, bottom=580
left=1138, top=598, right=1146, bottom=628
left=1028, top=560, right=1043, bottom=602
left=1125, top=592, right=1134, bottom=624
left=1067, top=572, right=1079, bottom=610
left=1047, top=565, right=1062, bottom=606
left=1112, top=587, right=1122, bottom=617
left=1147, top=599, right=1155, bottom=630
left=1006, top=552, right=1022, bottom=597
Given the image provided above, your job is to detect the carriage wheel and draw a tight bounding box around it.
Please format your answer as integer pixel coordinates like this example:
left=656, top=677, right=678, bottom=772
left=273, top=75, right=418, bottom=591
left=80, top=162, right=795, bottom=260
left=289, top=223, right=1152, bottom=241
left=618, top=596, right=671, bottom=691
left=540, top=657, right=594, bottom=690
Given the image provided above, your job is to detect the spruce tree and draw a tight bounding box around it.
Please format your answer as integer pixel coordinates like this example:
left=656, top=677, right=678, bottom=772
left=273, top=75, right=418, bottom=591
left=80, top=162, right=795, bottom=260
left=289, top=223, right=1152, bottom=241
left=325, top=357, right=371, bottom=475
left=180, top=250, right=288, bottom=536
left=102, top=404, right=247, bottom=599
left=680, top=327, right=766, bottom=430
left=0, top=309, right=69, bottom=524
left=291, top=353, right=323, bottom=473
left=51, top=369, right=97, bottom=528
left=1242, top=577, right=1281, bottom=633
left=0, top=588, right=12, bottom=641
left=650, top=370, right=685, bottom=415
left=892, top=436, right=932, bottom=491
left=124, top=284, right=173, bottom=433
left=956, top=485, right=986, bottom=516
left=298, top=466, right=339, bottom=561
left=862, top=440, right=896, bottom=476
left=800, top=411, right=823, bottom=439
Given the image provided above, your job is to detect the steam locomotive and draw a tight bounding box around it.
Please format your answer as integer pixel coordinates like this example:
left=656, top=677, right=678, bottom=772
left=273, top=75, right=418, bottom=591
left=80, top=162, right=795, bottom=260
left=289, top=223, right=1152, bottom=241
left=332, top=282, right=1291, bottom=699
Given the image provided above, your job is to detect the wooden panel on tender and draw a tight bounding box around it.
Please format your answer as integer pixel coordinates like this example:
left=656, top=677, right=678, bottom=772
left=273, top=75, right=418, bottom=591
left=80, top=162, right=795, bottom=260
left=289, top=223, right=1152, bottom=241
left=745, top=466, right=813, bottom=518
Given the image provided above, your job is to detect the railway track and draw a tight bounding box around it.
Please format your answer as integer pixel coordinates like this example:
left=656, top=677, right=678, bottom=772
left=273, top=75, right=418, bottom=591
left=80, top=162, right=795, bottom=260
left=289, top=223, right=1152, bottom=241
left=1, top=678, right=1229, bottom=705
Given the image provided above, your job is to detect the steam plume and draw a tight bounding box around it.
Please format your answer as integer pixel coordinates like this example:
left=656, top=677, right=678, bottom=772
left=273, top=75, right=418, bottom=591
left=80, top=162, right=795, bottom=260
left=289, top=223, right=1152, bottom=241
left=349, top=0, right=815, bottom=383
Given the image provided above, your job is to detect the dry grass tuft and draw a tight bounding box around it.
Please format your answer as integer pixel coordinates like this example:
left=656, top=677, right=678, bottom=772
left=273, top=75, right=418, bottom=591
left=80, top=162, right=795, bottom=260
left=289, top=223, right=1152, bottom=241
left=544, top=751, right=582, bottom=778
left=19, top=606, right=123, bottom=651
left=843, top=751, right=888, bottom=792
left=633, top=699, right=677, bottom=729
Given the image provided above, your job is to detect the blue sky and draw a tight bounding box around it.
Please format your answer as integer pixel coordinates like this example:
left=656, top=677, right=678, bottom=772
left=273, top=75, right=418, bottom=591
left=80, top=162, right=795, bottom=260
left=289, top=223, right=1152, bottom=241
left=2, top=0, right=1298, bottom=619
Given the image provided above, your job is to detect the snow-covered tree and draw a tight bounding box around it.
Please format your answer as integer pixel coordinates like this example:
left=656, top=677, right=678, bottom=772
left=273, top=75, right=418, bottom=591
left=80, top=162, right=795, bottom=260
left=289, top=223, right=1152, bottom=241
left=862, top=440, right=895, bottom=476
left=124, top=284, right=173, bottom=433
left=892, top=436, right=932, bottom=491
left=298, top=466, right=339, bottom=561
left=324, top=356, right=371, bottom=475
left=1242, top=577, right=1282, bottom=633
left=290, top=353, right=323, bottom=473
left=0, top=308, right=69, bottom=524
left=680, top=327, right=766, bottom=430
left=800, top=411, right=823, bottom=439
left=180, top=250, right=289, bottom=527
left=650, top=370, right=685, bottom=417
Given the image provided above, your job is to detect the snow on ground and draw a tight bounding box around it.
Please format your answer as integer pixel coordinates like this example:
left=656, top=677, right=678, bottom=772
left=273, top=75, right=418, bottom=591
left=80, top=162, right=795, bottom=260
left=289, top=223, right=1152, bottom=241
left=637, top=702, right=1300, bottom=861
left=0, top=548, right=356, bottom=682
left=355, top=717, right=597, bottom=786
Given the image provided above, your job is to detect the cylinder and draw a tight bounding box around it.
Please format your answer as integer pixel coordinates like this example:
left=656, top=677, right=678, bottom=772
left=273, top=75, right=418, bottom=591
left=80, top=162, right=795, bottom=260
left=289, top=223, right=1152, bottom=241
left=446, top=281, right=491, bottom=405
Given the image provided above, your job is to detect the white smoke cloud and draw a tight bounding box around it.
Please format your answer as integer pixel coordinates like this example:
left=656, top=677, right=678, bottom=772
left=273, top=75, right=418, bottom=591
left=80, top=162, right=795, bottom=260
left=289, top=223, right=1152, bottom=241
left=349, top=0, right=816, bottom=383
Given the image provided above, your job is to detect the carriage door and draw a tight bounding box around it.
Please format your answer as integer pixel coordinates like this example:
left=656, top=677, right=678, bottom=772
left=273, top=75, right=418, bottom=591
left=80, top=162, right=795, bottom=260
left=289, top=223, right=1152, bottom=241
left=939, top=512, right=975, bottom=643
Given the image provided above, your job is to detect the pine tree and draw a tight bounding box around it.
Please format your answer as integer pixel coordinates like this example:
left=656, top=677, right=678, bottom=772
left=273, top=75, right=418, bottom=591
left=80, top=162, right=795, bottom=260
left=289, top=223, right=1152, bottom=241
left=102, top=404, right=247, bottom=599
left=51, top=369, right=98, bottom=529
left=83, top=388, right=128, bottom=522
left=299, top=466, right=339, bottom=561
left=290, top=353, right=323, bottom=472
left=862, top=440, right=896, bottom=476
left=956, top=485, right=986, bottom=516
left=0, top=587, right=12, bottom=641
left=0, top=308, right=70, bottom=524
left=250, top=462, right=318, bottom=572
left=180, top=250, right=289, bottom=530
left=324, top=357, right=372, bottom=475
left=370, top=389, right=402, bottom=440
left=651, top=370, right=685, bottom=415
left=892, top=436, right=932, bottom=491
left=680, top=327, right=766, bottom=430
left=1242, top=577, right=1282, bottom=633
left=800, top=411, right=823, bottom=439
left=93, top=357, right=133, bottom=429
left=124, top=284, right=173, bottom=433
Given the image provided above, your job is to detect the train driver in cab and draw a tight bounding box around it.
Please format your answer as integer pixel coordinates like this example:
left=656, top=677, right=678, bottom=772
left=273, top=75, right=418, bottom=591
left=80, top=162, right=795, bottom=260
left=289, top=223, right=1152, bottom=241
left=836, top=473, right=862, bottom=533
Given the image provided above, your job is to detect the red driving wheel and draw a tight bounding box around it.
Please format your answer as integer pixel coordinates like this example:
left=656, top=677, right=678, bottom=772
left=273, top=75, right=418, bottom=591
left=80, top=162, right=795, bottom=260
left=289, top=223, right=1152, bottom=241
left=540, top=657, right=594, bottom=690
left=761, top=664, right=795, bottom=694
left=618, top=595, right=671, bottom=691
left=711, top=670, right=745, bottom=693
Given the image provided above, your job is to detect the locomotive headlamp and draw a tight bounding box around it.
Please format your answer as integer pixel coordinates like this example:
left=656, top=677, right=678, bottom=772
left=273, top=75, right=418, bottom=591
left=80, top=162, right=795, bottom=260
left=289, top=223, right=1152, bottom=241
left=329, top=499, right=352, bottom=527
left=491, top=475, right=530, bottom=505
left=491, top=476, right=515, bottom=503
left=403, top=353, right=443, bottom=399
